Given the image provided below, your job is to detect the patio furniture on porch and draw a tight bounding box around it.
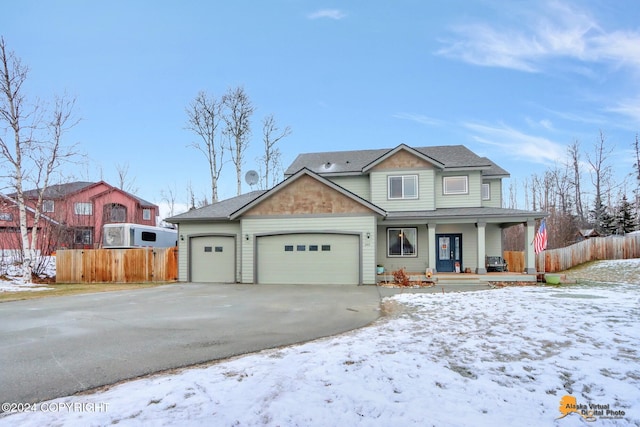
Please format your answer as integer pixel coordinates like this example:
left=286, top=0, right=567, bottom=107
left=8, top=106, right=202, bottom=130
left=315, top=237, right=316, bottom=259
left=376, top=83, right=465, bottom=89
left=486, top=256, right=508, bottom=272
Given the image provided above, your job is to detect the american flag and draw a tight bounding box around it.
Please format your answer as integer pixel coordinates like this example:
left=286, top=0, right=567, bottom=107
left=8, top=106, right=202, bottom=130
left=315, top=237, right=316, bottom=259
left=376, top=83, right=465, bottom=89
left=534, top=219, right=547, bottom=254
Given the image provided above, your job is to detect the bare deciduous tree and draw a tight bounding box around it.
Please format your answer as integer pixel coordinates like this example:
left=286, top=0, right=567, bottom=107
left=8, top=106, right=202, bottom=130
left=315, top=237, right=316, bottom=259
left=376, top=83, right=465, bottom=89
left=258, top=114, right=291, bottom=189
left=632, top=133, right=640, bottom=215
left=115, top=162, right=138, bottom=193
left=186, top=181, right=196, bottom=210
left=587, top=130, right=614, bottom=231
left=567, top=140, right=585, bottom=224
left=160, top=183, right=178, bottom=218
left=222, top=86, right=254, bottom=196
left=186, top=91, right=224, bottom=202
left=0, top=37, right=79, bottom=282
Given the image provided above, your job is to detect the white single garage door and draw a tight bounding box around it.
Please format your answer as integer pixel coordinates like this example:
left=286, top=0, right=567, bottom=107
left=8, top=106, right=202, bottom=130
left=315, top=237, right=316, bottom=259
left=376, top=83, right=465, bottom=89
left=190, top=236, right=235, bottom=283
left=257, top=233, right=359, bottom=285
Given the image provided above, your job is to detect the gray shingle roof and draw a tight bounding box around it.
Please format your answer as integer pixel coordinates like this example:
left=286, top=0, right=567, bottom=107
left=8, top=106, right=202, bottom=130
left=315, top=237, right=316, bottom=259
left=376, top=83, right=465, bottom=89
left=166, top=190, right=267, bottom=222
left=480, top=157, right=510, bottom=177
left=11, top=181, right=158, bottom=207
left=284, top=144, right=497, bottom=176
left=15, top=181, right=95, bottom=199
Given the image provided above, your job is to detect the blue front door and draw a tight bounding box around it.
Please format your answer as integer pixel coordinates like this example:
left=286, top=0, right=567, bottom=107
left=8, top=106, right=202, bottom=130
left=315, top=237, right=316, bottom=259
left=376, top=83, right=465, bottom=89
left=436, top=234, right=462, bottom=272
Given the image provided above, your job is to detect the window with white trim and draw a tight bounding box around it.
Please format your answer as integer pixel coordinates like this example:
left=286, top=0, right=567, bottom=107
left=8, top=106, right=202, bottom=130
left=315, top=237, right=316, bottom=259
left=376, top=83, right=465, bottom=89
left=443, top=176, right=468, bottom=195
left=74, top=202, right=93, bottom=215
left=482, top=183, right=491, bottom=200
left=42, top=200, right=54, bottom=213
left=388, top=175, right=418, bottom=199
left=387, top=228, right=417, bottom=257
left=143, top=208, right=151, bottom=220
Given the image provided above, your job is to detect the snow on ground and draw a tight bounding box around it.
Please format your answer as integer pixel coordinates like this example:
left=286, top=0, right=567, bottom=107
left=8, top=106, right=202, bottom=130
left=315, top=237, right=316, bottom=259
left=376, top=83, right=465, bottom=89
left=0, top=256, right=55, bottom=292
left=1, top=266, right=638, bottom=427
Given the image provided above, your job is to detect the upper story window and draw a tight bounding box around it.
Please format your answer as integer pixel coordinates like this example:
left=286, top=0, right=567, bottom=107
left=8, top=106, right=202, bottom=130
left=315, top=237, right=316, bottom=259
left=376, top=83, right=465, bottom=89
left=443, top=176, right=468, bottom=195
left=0, top=213, right=13, bottom=221
left=74, top=202, right=93, bottom=216
left=388, top=175, right=418, bottom=199
left=143, top=208, right=151, bottom=220
left=482, top=183, right=491, bottom=200
left=42, top=200, right=54, bottom=213
left=106, top=204, right=127, bottom=223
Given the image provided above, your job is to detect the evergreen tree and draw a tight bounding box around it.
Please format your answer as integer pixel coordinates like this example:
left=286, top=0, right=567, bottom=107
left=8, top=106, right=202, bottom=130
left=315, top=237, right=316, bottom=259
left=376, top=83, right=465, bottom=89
left=615, top=195, right=638, bottom=234
left=590, top=198, right=615, bottom=235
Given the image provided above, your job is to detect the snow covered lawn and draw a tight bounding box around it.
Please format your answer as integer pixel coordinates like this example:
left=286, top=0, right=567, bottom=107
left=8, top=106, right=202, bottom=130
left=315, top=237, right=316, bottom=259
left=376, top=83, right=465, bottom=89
left=2, top=276, right=638, bottom=426
left=0, top=284, right=640, bottom=426
left=0, top=256, right=55, bottom=292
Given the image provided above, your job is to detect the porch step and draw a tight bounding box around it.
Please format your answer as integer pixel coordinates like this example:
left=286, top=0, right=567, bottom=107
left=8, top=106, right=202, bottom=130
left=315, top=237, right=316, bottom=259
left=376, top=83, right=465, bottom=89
left=377, top=272, right=537, bottom=286
left=435, top=274, right=489, bottom=285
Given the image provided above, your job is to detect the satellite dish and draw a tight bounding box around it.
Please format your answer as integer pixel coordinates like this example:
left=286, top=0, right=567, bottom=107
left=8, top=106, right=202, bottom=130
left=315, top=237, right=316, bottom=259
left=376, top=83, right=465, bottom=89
left=245, top=170, right=259, bottom=186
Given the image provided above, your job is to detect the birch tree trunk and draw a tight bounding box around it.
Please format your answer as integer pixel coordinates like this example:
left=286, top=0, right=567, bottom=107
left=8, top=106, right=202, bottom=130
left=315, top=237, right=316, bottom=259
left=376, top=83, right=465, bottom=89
left=0, top=37, right=78, bottom=283
left=222, top=86, right=254, bottom=196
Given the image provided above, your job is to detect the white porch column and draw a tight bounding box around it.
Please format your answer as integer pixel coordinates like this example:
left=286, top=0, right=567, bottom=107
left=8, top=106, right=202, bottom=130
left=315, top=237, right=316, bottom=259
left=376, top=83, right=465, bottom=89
left=476, top=221, right=487, bottom=274
left=427, top=222, right=437, bottom=272
left=525, top=220, right=536, bottom=274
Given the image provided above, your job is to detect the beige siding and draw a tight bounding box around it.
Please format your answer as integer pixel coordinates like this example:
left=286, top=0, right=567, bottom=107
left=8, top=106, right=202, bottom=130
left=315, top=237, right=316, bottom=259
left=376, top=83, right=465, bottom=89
left=482, top=179, right=503, bottom=208
left=435, top=171, right=482, bottom=208
left=241, top=215, right=377, bottom=284
left=328, top=176, right=371, bottom=200
left=370, top=170, right=435, bottom=211
left=176, top=222, right=241, bottom=282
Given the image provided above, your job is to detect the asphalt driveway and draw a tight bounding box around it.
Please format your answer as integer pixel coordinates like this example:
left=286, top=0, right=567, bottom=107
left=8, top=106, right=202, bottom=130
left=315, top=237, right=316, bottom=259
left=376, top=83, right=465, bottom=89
left=0, top=283, right=381, bottom=405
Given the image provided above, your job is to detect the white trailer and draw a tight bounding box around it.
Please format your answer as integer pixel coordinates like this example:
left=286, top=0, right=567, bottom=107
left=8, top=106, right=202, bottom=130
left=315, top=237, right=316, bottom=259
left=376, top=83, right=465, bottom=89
left=103, top=223, right=177, bottom=248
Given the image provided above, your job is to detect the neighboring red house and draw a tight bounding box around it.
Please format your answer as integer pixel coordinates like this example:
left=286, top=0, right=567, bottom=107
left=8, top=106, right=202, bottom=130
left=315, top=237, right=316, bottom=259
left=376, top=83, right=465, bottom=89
left=0, top=194, right=60, bottom=256
left=1, top=181, right=159, bottom=253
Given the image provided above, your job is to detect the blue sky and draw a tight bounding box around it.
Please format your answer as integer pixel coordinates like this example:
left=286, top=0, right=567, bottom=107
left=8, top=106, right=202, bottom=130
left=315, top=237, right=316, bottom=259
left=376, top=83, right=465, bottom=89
left=2, top=1, right=639, bottom=218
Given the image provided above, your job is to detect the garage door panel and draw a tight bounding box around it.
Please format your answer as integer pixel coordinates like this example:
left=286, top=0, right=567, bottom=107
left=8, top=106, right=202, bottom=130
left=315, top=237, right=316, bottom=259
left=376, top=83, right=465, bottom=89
left=257, top=234, right=359, bottom=285
left=191, top=236, right=235, bottom=283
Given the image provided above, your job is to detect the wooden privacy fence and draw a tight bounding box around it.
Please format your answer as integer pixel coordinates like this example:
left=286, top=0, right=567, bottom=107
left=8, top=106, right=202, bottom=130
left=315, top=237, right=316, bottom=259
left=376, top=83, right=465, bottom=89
left=503, top=251, right=524, bottom=273
left=56, top=247, right=178, bottom=283
left=505, top=234, right=640, bottom=273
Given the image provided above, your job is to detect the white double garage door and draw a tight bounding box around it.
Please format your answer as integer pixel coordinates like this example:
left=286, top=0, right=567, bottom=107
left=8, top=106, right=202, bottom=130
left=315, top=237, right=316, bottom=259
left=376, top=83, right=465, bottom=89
left=190, top=233, right=360, bottom=285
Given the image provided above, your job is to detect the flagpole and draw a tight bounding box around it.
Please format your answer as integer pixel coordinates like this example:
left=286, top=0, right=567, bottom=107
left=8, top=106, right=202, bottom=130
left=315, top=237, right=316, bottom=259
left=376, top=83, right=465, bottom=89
left=534, top=219, right=547, bottom=280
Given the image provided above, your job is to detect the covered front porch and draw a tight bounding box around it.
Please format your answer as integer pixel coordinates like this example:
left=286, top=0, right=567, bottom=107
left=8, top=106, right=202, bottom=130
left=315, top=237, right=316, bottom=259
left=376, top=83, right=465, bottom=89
left=376, top=208, right=545, bottom=278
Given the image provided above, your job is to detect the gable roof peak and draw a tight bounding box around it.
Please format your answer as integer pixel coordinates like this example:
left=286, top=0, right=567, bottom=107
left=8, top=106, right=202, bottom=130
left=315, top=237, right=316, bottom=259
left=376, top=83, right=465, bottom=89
left=230, top=167, right=385, bottom=219
left=284, top=143, right=500, bottom=176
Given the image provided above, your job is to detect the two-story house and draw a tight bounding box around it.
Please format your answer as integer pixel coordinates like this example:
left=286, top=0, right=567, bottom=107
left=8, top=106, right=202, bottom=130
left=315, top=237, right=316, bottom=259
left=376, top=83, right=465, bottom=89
left=1, top=181, right=159, bottom=253
left=167, top=144, right=546, bottom=284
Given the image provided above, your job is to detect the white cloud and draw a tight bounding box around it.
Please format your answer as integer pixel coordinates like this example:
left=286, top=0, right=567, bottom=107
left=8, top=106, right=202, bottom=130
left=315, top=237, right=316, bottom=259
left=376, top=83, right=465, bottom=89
left=606, top=97, right=640, bottom=123
left=307, top=9, right=346, bottom=20
left=463, top=121, right=566, bottom=164
left=525, top=117, right=555, bottom=131
left=392, top=112, right=444, bottom=126
left=436, top=1, right=640, bottom=73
